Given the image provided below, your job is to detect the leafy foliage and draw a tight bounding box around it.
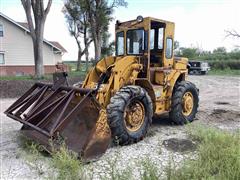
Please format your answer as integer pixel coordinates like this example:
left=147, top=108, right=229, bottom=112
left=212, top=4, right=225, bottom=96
left=85, top=0, right=127, bottom=61
left=101, top=31, right=115, bottom=57
left=175, top=46, right=240, bottom=71
left=63, top=0, right=92, bottom=71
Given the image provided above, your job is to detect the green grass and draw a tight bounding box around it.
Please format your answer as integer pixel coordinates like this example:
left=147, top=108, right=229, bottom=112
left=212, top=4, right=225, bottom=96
left=0, top=70, right=87, bottom=81
left=167, top=125, right=240, bottom=180
left=0, top=74, right=53, bottom=80
left=17, top=135, right=47, bottom=176
left=64, top=61, right=93, bottom=72
left=51, top=145, right=85, bottom=180
left=68, top=70, right=87, bottom=78
left=140, top=157, right=161, bottom=180
left=208, top=68, right=240, bottom=76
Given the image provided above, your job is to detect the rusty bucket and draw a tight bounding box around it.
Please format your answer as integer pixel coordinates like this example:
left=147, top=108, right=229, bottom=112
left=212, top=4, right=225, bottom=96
left=5, top=82, right=111, bottom=161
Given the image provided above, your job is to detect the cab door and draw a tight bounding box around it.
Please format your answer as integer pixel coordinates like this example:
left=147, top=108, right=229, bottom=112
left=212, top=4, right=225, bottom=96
left=163, top=22, right=175, bottom=68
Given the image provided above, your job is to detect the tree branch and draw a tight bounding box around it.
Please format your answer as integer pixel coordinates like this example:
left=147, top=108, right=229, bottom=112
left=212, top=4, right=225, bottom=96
left=44, top=0, right=52, bottom=16
left=21, top=0, right=36, bottom=39
left=40, top=0, right=44, bottom=16
left=225, top=29, right=240, bottom=38
left=80, top=39, right=93, bottom=56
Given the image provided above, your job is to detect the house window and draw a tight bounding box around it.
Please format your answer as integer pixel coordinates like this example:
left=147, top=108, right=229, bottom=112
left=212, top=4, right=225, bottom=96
left=0, top=24, right=3, bottom=37
left=0, top=53, right=5, bottom=64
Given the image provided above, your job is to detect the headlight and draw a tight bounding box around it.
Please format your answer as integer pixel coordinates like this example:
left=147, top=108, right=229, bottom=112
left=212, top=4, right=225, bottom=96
left=136, top=15, right=143, bottom=22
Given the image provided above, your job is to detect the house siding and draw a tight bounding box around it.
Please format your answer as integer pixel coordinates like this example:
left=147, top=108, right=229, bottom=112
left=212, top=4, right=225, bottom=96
left=0, top=65, right=68, bottom=76
left=0, top=17, right=61, bottom=66
left=0, top=15, right=65, bottom=76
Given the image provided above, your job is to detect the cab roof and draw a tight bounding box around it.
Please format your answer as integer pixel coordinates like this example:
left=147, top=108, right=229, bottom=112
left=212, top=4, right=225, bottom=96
left=116, top=16, right=174, bottom=27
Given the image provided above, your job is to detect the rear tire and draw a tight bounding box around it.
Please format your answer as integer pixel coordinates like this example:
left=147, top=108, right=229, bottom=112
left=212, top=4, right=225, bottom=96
left=170, top=81, right=199, bottom=125
left=107, top=86, right=153, bottom=145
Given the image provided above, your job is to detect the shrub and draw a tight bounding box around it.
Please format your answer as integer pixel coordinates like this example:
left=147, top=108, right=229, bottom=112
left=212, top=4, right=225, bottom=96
left=208, top=60, right=240, bottom=70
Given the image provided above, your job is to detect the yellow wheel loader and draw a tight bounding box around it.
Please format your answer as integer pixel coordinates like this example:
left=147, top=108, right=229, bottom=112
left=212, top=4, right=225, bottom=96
left=5, top=16, right=199, bottom=161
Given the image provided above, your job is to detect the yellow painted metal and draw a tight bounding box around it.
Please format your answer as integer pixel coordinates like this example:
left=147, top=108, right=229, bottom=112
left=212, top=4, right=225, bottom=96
left=182, top=92, right=194, bottom=116
left=154, top=70, right=165, bottom=85
left=80, top=16, right=189, bottom=120
left=124, top=100, right=145, bottom=132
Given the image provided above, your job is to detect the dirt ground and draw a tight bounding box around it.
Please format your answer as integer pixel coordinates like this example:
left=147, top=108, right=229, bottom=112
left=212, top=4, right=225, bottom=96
left=0, top=77, right=82, bottom=98
left=0, top=75, right=239, bottom=179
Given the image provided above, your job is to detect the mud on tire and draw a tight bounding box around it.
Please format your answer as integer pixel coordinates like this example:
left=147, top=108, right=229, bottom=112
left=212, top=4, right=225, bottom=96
left=107, top=86, right=153, bottom=145
left=170, top=81, right=199, bottom=125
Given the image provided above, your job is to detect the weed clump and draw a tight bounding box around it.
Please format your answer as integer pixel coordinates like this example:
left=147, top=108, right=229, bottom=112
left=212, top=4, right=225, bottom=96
left=140, top=157, right=160, bottom=180
left=51, top=145, right=85, bottom=180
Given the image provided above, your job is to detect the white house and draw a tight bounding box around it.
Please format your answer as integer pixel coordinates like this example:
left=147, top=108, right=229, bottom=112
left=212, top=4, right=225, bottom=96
left=0, top=12, right=67, bottom=76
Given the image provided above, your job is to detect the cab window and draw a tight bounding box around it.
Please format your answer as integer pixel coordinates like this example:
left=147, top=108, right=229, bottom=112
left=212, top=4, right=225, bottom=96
left=150, top=29, right=155, bottom=50
left=166, top=38, right=173, bottom=59
left=158, top=28, right=164, bottom=49
left=116, top=31, right=124, bottom=56
left=127, top=29, right=145, bottom=55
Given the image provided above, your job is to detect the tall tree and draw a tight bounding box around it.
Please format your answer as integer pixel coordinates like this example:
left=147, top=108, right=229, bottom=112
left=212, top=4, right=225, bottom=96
left=85, top=0, right=127, bottom=62
left=21, top=0, right=52, bottom=78
left=101, top=31, right=114, bottom=57
left=63, top=0, right=92, bottom=71
left=213, top=47, right=227, bottom=54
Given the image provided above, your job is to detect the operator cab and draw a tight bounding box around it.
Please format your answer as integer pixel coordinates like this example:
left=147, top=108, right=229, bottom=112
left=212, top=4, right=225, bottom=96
left=115, top=16, right=175, bottom=85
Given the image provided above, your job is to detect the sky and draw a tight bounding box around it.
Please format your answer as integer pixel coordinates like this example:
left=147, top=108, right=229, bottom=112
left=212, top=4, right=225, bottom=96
left=1, top=0, right=240, bottom=61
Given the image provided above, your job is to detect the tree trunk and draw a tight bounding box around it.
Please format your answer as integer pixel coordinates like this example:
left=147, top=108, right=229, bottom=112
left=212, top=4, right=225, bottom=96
left=33, top=39, right=44, bottom=78
left=21, top=0, right=52, bottom=79
left=94, top=35, right=102, bottom=62
left=83, top=30, right=89, bottom=71
left=76, top=48, right=82, bottom=71
left=32, top=21, right=44, bottom=78
left=85, top=49, right=89, bottom=71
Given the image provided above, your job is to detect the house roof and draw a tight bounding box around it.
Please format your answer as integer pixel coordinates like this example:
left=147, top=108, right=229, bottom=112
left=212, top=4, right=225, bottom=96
left=0, top=12, right=67, bottom=53
left=17, top=22, right=29, bottom=29
left=49, top=41, right=67, bottom=53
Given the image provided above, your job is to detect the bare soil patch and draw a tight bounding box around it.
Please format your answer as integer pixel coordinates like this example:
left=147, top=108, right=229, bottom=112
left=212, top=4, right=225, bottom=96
left=0, top=77, right=82, bottom=98
left=215, top=101, right=230, bottom=105
left=162, top=138, right=197, bottom=152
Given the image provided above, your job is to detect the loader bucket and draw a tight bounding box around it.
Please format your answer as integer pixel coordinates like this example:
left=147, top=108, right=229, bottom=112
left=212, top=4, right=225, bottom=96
left=5, top=82, right=111, bottom=161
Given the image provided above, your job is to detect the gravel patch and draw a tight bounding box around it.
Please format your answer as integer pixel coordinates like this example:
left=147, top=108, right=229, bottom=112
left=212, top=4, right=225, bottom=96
left=1, top=75, right=239, bottom=179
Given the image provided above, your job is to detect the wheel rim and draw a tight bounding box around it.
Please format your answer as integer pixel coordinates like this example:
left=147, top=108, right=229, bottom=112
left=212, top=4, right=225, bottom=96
left=124, top=100, right=145, bottom=132
left=182, top=92, right=194, bottom=116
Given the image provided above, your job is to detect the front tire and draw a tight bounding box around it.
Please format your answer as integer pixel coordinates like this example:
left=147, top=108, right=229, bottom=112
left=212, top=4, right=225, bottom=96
left=201, top=71, right=206, bottom=75
left=107, top=86, right=153, bottom=145
left=170, top=81, right=199, bottom=125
